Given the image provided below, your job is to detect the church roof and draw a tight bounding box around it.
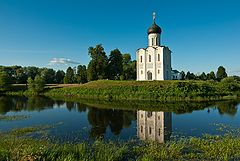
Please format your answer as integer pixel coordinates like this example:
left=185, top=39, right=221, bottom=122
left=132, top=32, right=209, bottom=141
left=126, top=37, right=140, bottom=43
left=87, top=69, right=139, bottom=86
left=148, top=22, right=162, bottom=34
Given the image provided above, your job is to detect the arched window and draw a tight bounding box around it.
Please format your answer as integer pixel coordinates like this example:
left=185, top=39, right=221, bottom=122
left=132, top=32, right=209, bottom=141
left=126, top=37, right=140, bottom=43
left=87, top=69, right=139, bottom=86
left=149, top=127, right=152, bottom=135
left=158, top=70, right=160, bottom=74
left=158, top=54, right=160, bottom=61
left=149, top=55, right=151, bottom=62
left=141, top=126, right=143, bottom=133
left=140, top=56, right=143, bottom=63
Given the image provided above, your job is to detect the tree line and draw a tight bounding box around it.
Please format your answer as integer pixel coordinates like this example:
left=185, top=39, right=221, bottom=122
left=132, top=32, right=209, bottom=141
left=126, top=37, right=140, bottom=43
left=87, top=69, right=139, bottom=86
left=0, top=44, right=136, bottom=91
left=0, top=43, right=239, bottom=93
left=180, top=66, right=229, bottom=81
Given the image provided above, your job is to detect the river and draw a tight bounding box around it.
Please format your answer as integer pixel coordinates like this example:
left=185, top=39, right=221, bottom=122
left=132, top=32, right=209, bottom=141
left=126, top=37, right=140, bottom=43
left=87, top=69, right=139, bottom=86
left=0, top=96, right=240, bottom=143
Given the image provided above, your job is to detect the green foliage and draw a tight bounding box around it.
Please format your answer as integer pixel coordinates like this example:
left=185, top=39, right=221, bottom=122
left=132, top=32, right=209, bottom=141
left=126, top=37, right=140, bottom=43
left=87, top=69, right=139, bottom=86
left=87, top=44, right=108, bottom=81
left=55, top=70, right=65, bottom=84
left=217, top=66, right=227, bottom=81
left=65, top=67, right=75, bottom=84
left=0, top=71, right=11, bottom=91
left=1, top=126, right=240, bottom=160
left=107, top=49, right=123, bottom=80
left=77, top=65, right=87, bottom=84
left=40, top=68, right=56, bottom=84
left=44, top=80, right=240, bottom=101
left=207, top=71, right=216, bottom=80
left=27, top=75, right=46, bottom=94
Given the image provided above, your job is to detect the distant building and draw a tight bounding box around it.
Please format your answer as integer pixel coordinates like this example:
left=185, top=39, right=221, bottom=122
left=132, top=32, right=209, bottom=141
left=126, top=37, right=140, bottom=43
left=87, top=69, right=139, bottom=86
left=137, top=110, right=172, bottom=143
left=172, top=70, right=182, bottom=80
left=136, top=13, right=172, bottom=81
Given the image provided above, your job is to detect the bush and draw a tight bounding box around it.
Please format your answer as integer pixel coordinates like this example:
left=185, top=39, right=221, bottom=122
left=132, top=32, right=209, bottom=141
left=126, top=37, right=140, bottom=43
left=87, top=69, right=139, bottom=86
left=27, top=75, right=46, bottom=93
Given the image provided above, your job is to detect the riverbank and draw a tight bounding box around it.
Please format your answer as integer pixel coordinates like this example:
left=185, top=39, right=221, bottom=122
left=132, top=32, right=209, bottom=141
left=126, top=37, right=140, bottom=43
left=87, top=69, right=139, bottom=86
left=4, top=80, right=240, bottom=102
left=1, top=125, right=240, bottom=160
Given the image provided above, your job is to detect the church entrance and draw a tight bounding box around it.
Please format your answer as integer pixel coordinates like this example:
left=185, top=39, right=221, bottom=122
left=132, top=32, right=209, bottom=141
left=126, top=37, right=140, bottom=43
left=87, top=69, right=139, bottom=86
left=147, top=71, right=152, bottom=80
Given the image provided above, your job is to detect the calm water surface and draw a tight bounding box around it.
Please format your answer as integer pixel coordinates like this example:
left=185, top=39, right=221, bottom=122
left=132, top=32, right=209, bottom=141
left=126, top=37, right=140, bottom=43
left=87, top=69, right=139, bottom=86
left=0, top=96, right=240, bottom=143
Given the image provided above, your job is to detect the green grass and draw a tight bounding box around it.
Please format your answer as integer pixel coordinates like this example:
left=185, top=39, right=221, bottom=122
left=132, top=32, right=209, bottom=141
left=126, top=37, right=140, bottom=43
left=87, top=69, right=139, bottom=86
left=1, top=125, right=240, bottom=160
left=44, top=80, right=240, bottom=102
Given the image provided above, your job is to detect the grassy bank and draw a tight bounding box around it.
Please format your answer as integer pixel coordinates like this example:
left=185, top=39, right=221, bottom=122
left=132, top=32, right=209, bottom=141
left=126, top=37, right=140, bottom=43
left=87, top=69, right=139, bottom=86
left=43, top=80, right=240, bottom=101
left=1, top=126, right=240, bottom=160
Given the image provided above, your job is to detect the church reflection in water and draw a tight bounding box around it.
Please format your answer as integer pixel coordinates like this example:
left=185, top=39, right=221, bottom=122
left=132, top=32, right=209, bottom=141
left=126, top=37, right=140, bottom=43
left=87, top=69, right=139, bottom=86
left=137, top=110, right=172, bottom=143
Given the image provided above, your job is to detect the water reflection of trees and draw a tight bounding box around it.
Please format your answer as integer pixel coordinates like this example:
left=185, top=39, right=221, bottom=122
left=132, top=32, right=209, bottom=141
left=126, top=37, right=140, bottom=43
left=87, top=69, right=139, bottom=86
left=216, top=101, right=238, bottom=116
left=0, top=96, right=61, bottom=114
left=87, top=107, right=136, bottom=138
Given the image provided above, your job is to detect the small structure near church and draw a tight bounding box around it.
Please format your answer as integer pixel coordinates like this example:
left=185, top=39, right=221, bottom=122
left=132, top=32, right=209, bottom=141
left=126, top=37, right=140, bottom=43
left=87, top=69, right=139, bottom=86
left=136, top=13, right=172, bottom=81
left=172, top=70, right=182, bottom=80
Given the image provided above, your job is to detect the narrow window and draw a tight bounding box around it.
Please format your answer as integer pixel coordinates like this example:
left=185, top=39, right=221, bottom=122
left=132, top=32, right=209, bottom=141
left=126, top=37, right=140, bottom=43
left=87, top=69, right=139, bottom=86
left=141, top=126, right=143, bottom=133
left=158, top=128, right=161, bottom=136
left=158, top=70, right=160, bottom=74
left=140, top=56, right=142, bottom=63
left=149, top=55, right=151, bottom=62
left=141, top=114, right=143, bottom=118
left=158, top=116, right=160, bottom=120
left=149, top=127, right=152, bottom=135
left=141, top=70, right=143, bottom=74
left=158, top=54, right=160, bottom=61
left=152, top=38, right=154, bottom=46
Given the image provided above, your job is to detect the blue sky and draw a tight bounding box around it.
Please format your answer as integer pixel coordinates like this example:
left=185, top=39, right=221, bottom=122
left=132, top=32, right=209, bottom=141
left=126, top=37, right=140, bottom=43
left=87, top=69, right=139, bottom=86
left=0, top=0, right=240, bottom=75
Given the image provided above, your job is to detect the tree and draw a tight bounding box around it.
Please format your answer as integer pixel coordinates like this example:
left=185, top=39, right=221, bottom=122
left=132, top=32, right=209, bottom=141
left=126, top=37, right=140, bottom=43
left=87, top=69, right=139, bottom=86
left=55, top=70, right=65, bottom=84
left=121, top=54, right=136, bottom=80
left=180, top=71, right=185, bottom=80
left=27, top=75, right=45, bottom=93
left=207, top=71, right=216, bottom=80
left=107, top=49, right=123, bottom=80
left=77, top=65, right=87, bottom=84
left=0, top=71, right=11, bottom=91
left=40, top=68, right=56, bottom=84
left=65, top=67, right=75, bottom=84
left=199, top=72, right=207, bottom=80
left=16, top=68, right=28, bottom=84
left=216, top=66, right=227, bottom=81
left=87, top=44, right=108, bottom=81
left=25, top=66, right=39, bottom=79
left=185, top=71, right=196, bottom=80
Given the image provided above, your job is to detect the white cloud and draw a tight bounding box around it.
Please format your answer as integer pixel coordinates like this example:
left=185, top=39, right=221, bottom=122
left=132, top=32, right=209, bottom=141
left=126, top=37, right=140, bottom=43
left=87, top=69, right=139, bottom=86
left=49, top=58, right=80, bottom=65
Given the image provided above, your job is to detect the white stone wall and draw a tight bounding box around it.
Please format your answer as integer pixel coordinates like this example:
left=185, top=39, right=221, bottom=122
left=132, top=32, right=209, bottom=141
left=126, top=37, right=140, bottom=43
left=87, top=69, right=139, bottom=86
left=148, top=33, right=160, bottom=46
left=136, top=46, right=171, bottom=81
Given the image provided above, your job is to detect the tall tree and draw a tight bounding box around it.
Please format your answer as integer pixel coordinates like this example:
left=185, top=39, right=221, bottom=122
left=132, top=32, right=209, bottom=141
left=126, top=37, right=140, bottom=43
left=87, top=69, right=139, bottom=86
left=87, top=44, right=108, bottom=81
left=121, top=54, right=136, bottom=80
left=40, top=68, right=56, bottom=84
left=77, top=65, right=87, bottom=84
left=55, top=70, right=65, bottom=84
left=64, top=67, right=75, bottom=84
left=216, top=66, right=227, bottom=81
left=107, top=49, right=123, bottom=80
left=199, top=72, right=207, bottom=80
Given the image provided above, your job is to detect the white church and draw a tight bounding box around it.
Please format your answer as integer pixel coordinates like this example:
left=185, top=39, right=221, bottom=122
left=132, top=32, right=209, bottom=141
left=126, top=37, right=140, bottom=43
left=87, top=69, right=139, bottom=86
left=136, top=13, right=172, bottom=81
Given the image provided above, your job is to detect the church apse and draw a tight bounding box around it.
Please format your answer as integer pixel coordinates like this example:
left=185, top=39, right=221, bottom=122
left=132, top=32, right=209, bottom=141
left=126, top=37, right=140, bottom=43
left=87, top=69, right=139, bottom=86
left=137, top=110, right=172, bottom=143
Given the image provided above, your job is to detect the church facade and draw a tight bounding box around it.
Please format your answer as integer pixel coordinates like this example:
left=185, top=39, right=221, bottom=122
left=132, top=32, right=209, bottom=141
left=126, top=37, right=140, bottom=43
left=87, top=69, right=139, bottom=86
left=136, top=14, right=172, bottom=81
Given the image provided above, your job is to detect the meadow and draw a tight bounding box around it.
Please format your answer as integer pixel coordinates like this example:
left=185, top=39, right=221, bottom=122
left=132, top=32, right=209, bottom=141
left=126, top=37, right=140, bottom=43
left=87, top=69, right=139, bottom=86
left=1, top=125, right=240, bottom=161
